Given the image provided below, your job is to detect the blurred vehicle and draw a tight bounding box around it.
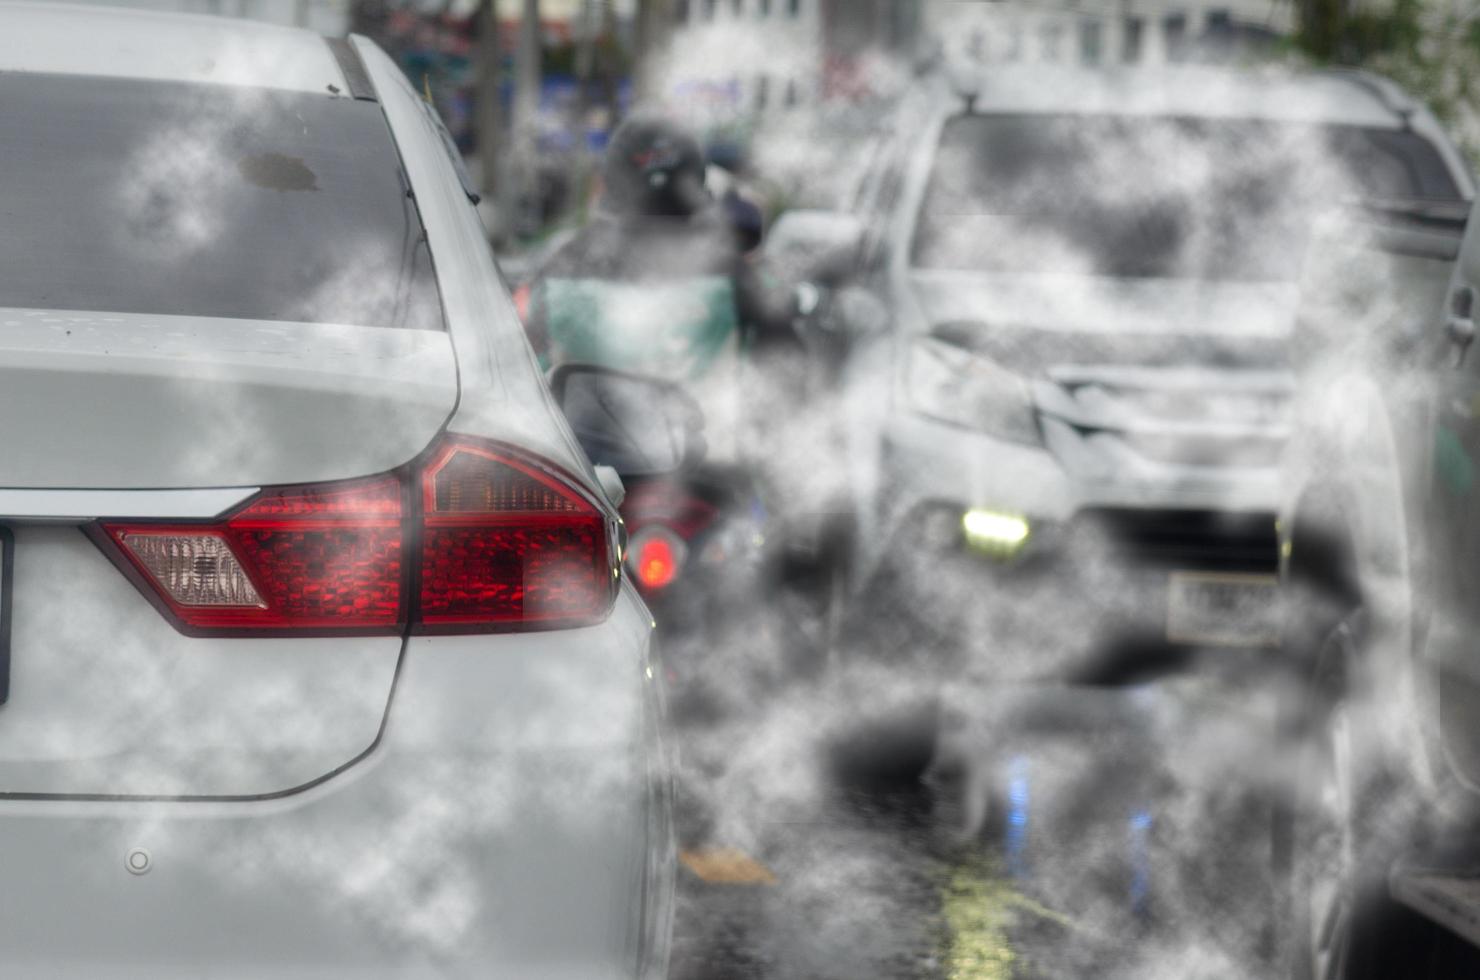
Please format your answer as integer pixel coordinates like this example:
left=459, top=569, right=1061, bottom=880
left=774, top=72, right=1476, bottom=958
left=551, top=366, right=817, bottom=728
left=0, top=4, right=673, bottom=976
left=785, top=65, right=1471, bottom=711
left=521, top=115, right=837, bottom=716
left=1279, top=182, right=1480, bottom=976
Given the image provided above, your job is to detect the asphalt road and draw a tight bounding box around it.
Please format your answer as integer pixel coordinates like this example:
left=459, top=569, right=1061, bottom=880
left=664, top=684, right=1480, bottom=980
left=665, top=731, right=1188, bottom=980
left=669, top=776, right=943, bottom=980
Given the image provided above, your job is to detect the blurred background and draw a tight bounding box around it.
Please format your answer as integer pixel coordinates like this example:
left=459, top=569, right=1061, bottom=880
left=36, top=2, right=1480, bottom=977
left=57, top=0, right=1480, bottom=249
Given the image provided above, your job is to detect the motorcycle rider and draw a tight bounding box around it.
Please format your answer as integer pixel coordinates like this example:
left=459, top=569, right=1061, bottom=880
left=523, top=112, right=828, bottom=717
left=524, top=110, right=799, bottom=380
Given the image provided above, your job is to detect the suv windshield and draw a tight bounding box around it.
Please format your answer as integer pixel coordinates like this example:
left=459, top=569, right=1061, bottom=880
left=912, top=113, right=1462, bottom=280
left=0, top=72, right=443, bottom=329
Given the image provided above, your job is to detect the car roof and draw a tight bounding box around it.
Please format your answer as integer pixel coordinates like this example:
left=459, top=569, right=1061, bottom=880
left=951, top=64, right=1410, bottom=128
left=0, top=1, right=347, bottom=95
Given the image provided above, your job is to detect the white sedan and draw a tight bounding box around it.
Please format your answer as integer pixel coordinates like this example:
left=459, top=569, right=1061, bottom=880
left=0, top=3, right=673, bottom=977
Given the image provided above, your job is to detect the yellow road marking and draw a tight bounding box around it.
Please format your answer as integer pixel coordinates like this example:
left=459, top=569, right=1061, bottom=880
left=1001, top=891, right=1079, bottom=933
left=941, top=853, right=1019, bottom=980
left=941, top=850, right=1101, bottom=979
left=678, top=847, right=778, bottom=885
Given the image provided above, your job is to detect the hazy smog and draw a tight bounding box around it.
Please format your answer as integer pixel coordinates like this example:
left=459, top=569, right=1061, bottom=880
left=1, top=0, right=1479, bottom=978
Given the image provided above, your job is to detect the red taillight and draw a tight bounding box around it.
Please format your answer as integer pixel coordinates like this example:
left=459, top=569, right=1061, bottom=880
left=630, top=528, right=684, bottom=592
left=101, top=474, right=404, bottom=635
left=417, top=441, right=614, bottom=631
left=95, top=438, right=617, bottom=637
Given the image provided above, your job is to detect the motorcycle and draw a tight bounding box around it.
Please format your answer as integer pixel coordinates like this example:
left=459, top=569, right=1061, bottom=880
left=550, top=361, right=828, bottom=725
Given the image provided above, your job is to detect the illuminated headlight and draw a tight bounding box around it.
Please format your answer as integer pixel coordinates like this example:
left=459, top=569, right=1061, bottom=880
left=962, top=508, right=1031, bottom=559
left=908, top=336, right=1039, bottom=444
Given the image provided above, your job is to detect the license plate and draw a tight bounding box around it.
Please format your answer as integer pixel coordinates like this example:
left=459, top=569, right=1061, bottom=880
left=1166, top=571, right=1281, bottom=648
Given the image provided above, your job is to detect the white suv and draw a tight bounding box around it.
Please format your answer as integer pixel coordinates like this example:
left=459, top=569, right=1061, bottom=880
left=802, top=65, right=1473, bottom=686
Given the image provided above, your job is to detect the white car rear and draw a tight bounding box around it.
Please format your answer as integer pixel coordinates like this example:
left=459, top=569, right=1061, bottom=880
left=0, top=4, right=672, bottom=976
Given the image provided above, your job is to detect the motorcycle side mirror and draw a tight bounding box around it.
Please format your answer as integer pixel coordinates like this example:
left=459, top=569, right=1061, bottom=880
left=548, top=364, right=707, bottom=479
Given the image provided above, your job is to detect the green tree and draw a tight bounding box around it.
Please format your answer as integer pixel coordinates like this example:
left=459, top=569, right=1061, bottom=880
left=1296, top=0, right=1480, bottom=160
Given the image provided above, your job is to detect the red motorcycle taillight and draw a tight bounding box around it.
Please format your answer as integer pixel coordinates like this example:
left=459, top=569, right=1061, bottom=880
left=95, top=438, right=617, bottom=637
left=512, top=283, right=533, bottom=323
left=629, top=527, right=685, bottom=592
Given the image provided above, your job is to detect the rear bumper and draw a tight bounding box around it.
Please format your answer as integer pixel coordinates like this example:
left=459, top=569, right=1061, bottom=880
left=0, top=588, right=673, bottom=979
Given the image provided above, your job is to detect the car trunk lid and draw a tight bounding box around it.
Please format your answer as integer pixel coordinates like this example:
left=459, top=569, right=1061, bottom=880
left=0, top=311, right=456, bottom=797
left=0, top=310, right=456, bottom=489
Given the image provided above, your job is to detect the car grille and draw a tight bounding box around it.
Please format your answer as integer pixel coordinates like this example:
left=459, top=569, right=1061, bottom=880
left=1034, top=364, right=1294, bottom=474
left=1077, top=507, right=1280, bottom=574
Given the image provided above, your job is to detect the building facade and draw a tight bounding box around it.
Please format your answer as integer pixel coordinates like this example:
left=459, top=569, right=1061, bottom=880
left=926, top=0, right=1293, bottom=69
left=663, top=0, right=826, bottom=118
left=661, top=0, right=1295, bottom=121
left=56, top=0, right=350, bottom=35
left=661, top=0, right=929, bottom=117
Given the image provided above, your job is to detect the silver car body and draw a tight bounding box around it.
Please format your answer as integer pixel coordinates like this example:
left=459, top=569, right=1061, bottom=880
left=0, top=3, right=672, bottom=976
left=855, top=65, right=1474, bottom=582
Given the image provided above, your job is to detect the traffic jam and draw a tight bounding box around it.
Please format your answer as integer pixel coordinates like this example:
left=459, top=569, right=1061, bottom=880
left=4, top=0, right=1480, bottom=976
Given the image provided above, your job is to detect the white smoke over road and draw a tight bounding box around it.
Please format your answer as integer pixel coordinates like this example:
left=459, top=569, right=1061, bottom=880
left=606, top=27, right=1468, bottom=980
left=1, top=10, right=1470, bottom=978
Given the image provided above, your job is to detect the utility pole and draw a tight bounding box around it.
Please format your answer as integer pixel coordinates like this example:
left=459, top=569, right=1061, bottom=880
left=598, top=0, right=621, bottom=127
left=574, top=0, right=600, bottom=134
left=577, top=3, right=624, bottom=127
left=505, top=0, right=542, bottom=237
left=474, top=0, right=503, bottom=215
left=575, top=0, right=599, bottom=88
left=634, top=0, right=673, bottom=103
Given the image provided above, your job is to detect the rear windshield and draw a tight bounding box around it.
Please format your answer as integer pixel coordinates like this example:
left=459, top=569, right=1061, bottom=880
left=913, top=113, right=1464, bottom=281
left=0, top=72, right=443, bottom=329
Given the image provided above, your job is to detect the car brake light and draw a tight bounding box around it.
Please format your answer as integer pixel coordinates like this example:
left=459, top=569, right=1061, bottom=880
left=629, top=527, right=685, bottom=592
left=94, top=437, right=617, bottom=637
left=417, top=440, right=615, bottom=632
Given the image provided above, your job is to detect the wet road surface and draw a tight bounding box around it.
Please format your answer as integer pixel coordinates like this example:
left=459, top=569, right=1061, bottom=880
left=664, top=684, right=1480, bottom=980
left=669, top=783, right=942, bottom=980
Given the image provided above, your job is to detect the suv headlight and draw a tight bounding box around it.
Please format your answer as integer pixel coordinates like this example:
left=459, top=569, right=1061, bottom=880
left=907, top=336, right=1040, bottom=444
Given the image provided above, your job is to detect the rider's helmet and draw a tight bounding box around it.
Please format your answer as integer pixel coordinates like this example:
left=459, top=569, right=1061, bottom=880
left=602, top=112, right=710, bottom=219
